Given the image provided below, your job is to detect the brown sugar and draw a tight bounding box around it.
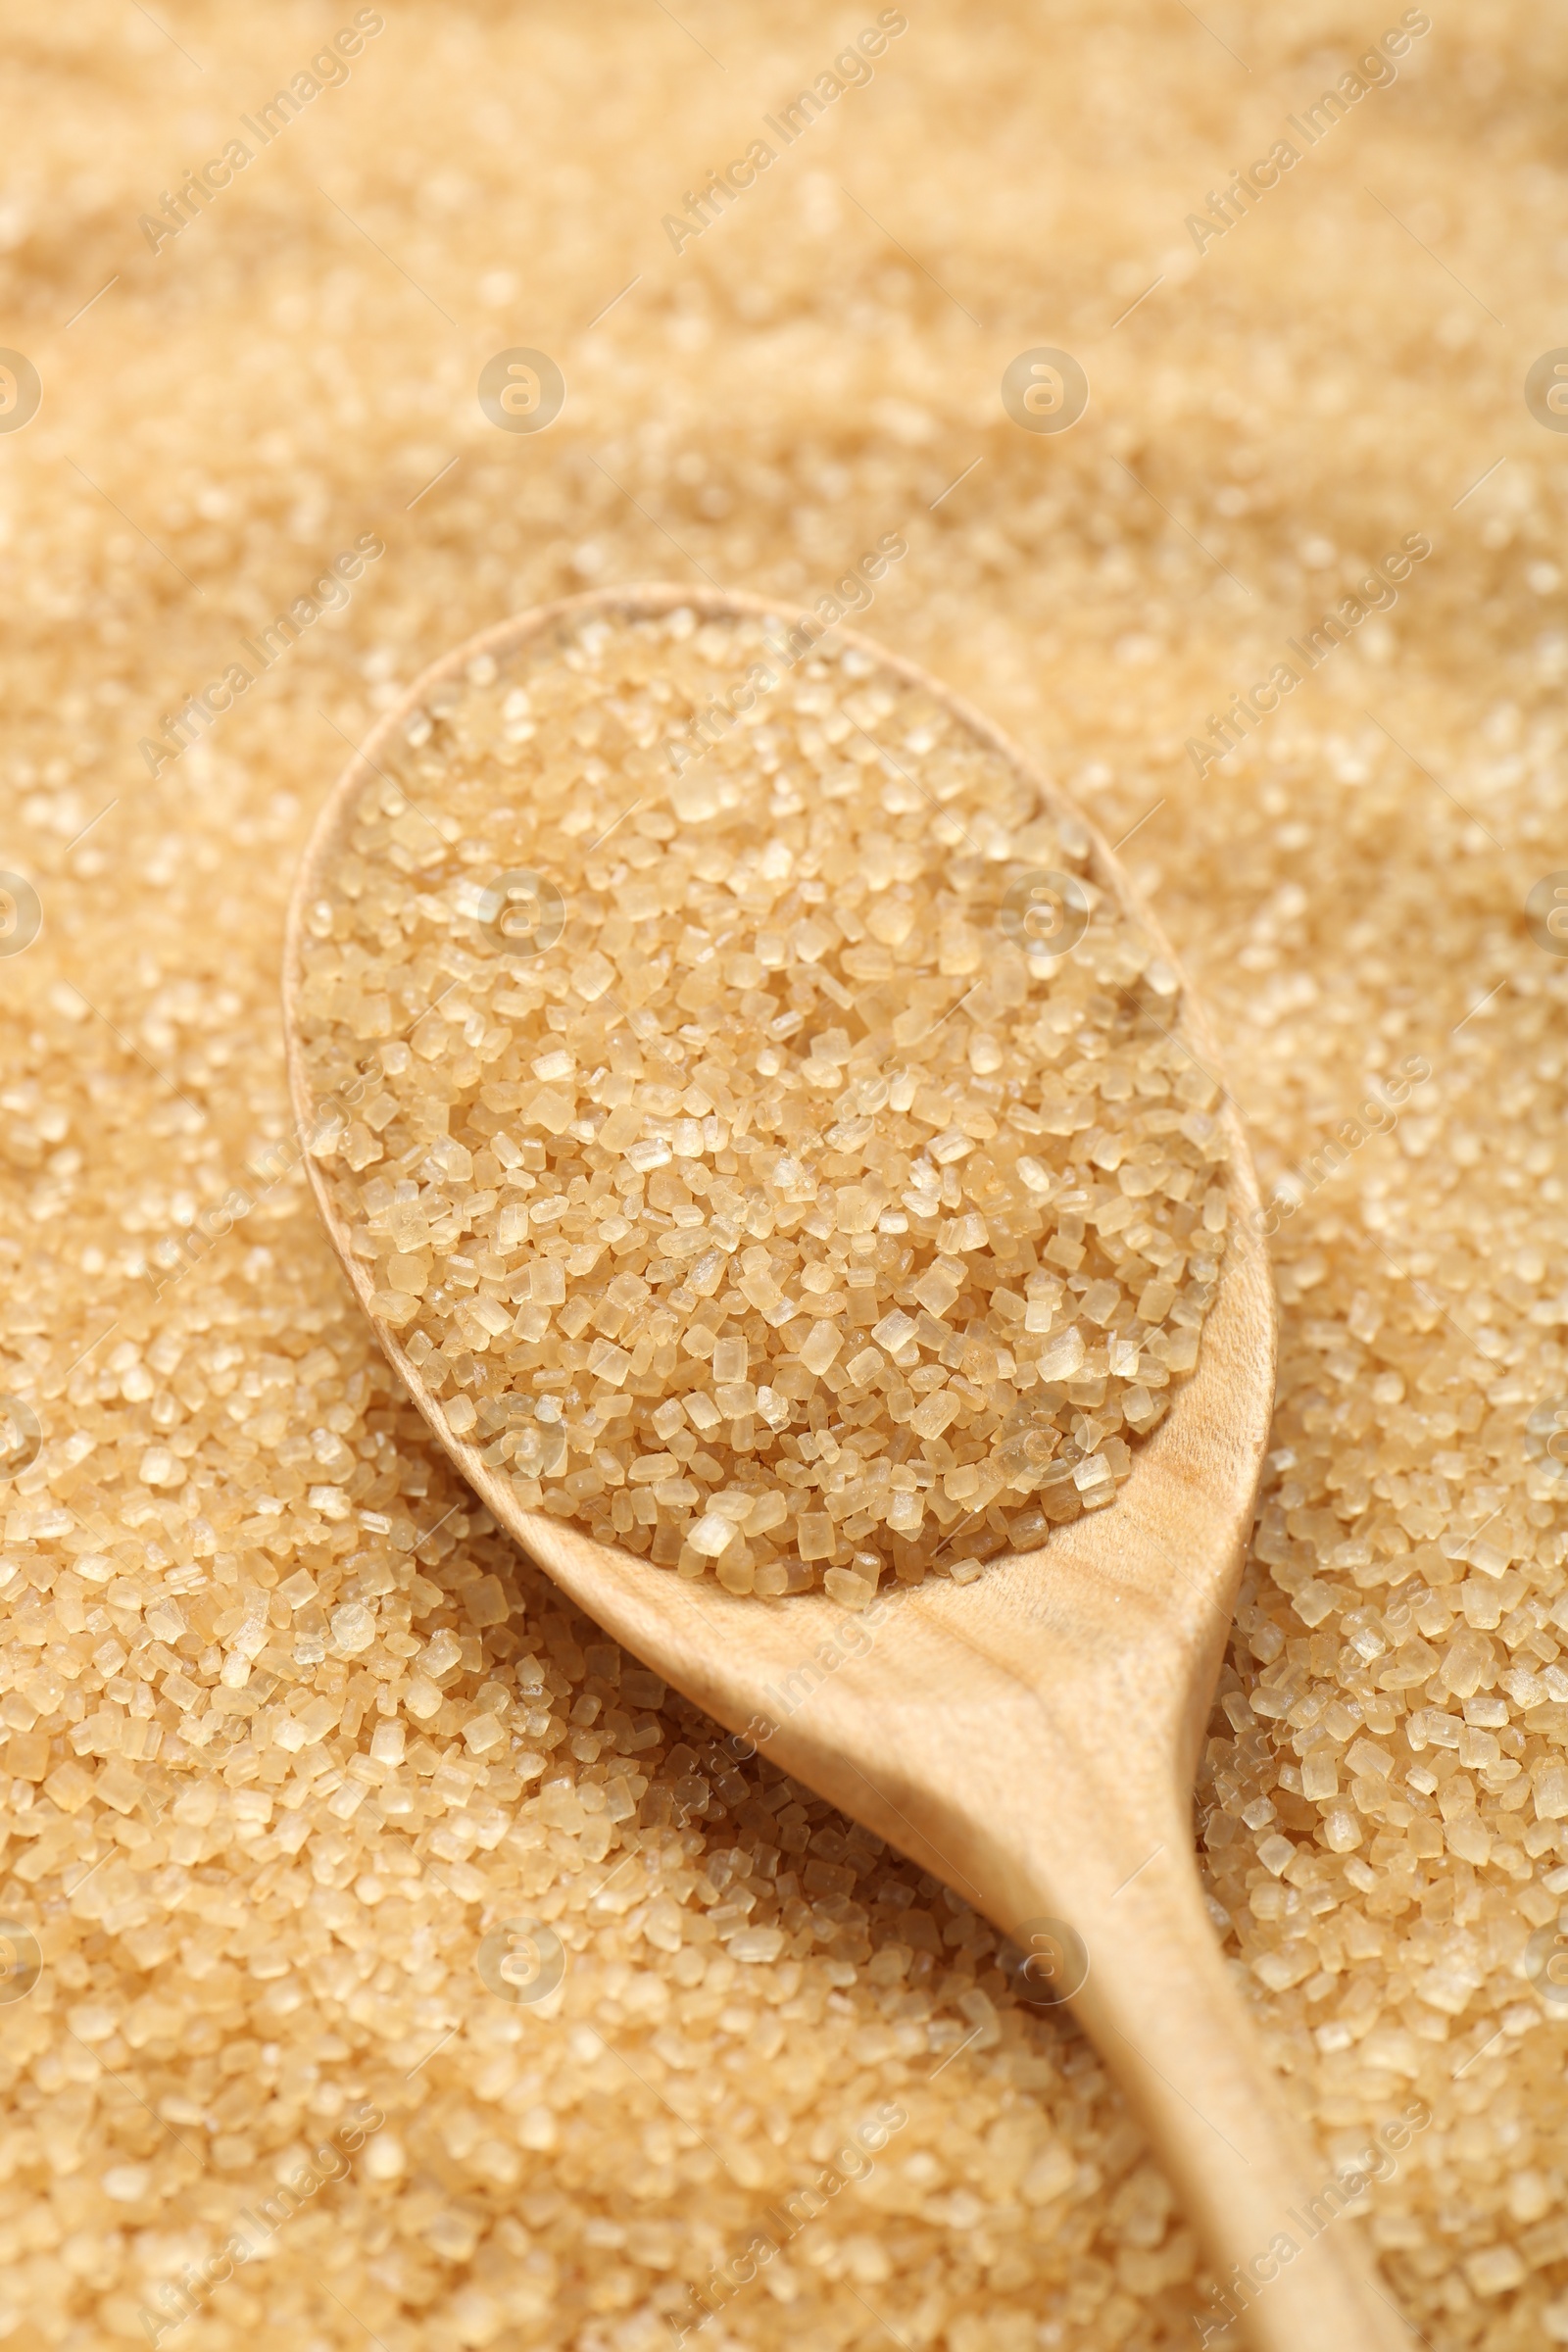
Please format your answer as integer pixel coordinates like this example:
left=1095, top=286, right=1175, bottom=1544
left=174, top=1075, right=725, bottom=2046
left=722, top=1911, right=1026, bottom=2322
left=294, top=603, right=1226, bottom=1600
left=0, top=1, right=1564, bottom=2343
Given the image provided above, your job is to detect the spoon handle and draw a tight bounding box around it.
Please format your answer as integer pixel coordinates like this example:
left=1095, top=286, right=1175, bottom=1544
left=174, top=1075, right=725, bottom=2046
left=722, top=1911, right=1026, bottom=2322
left=1012, top=1790, right=1414, bottom=2352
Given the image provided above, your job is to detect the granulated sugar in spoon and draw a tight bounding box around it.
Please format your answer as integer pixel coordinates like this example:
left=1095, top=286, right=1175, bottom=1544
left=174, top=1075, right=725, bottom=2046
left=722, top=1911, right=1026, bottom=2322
left=284, top=587, right=1408, bottom=2352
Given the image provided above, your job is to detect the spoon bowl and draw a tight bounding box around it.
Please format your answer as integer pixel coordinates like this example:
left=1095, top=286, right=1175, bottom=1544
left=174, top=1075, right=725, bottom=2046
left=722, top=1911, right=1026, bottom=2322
left=285, top=587, right=1407, bottom=2352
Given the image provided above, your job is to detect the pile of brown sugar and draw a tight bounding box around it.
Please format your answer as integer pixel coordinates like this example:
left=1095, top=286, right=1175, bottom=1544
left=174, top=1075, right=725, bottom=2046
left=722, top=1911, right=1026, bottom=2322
left=295, top=604, right=1228, bottom=1600
left=1, top=0, right=1565, bottom=2344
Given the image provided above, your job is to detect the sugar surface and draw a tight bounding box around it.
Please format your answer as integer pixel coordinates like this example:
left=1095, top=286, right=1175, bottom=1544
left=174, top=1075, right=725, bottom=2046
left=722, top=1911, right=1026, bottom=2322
left=0, top=1, right=1562, bottom=2343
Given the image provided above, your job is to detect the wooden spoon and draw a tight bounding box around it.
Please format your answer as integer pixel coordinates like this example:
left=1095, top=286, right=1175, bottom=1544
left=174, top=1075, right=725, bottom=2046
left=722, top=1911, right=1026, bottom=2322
left=284, top=587, right=1409, bottom=2352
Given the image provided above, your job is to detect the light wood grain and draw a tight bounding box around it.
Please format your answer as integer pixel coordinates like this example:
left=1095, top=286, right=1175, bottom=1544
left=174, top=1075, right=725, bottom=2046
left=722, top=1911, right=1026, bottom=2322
left=284, top=587, right=1412, bottom=2352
